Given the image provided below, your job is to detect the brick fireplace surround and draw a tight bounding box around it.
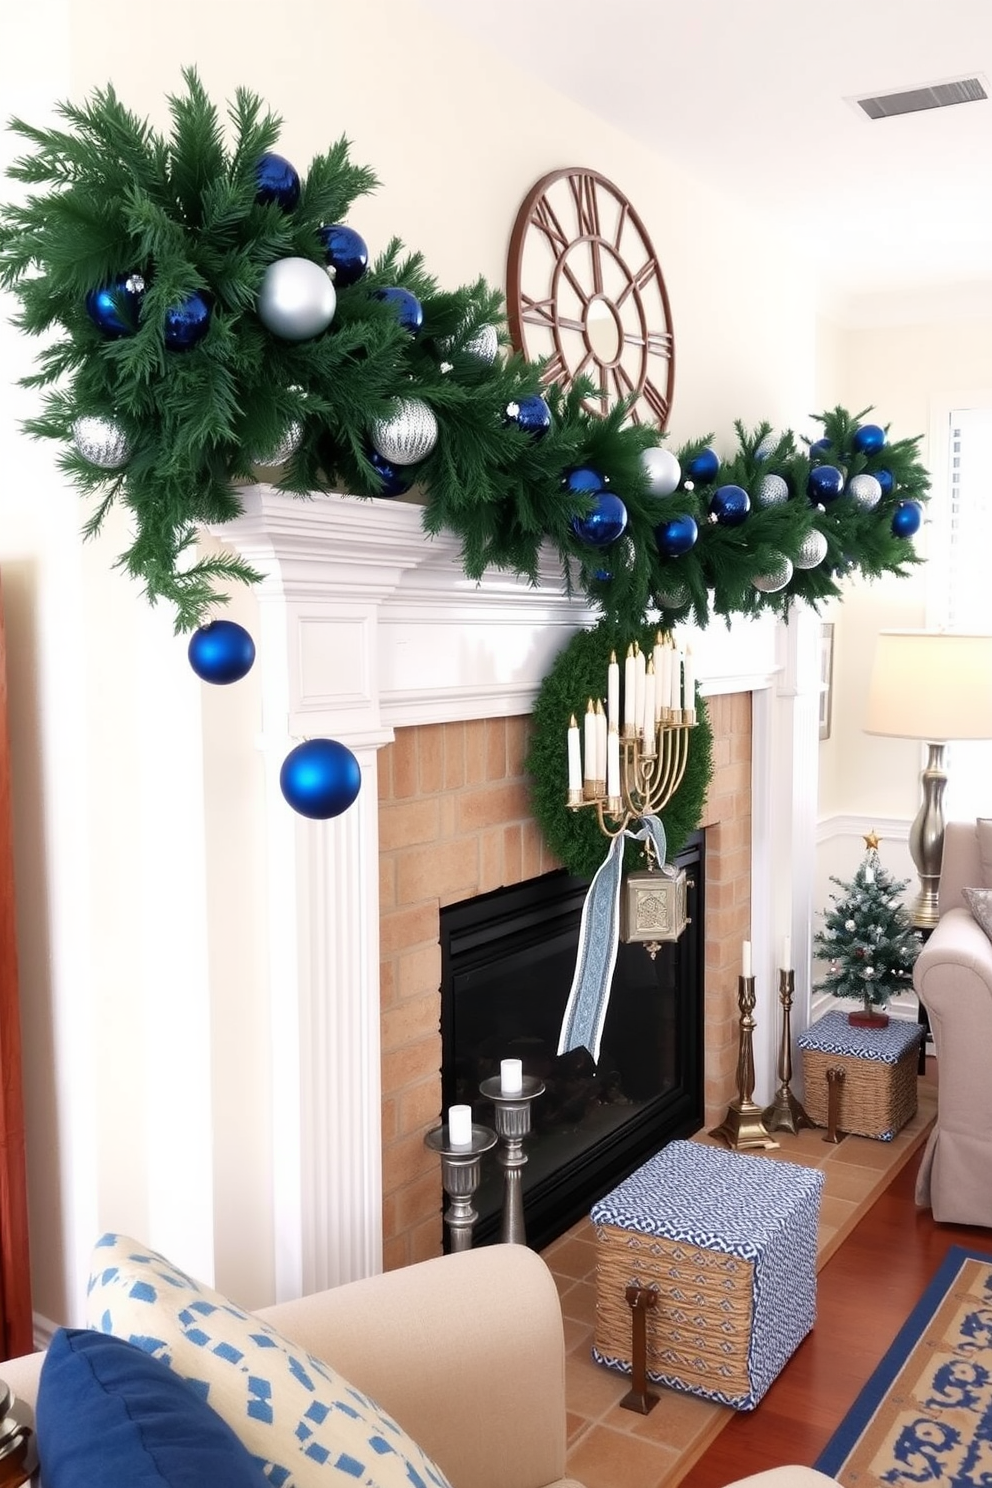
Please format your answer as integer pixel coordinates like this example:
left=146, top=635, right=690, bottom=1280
left=378, top=694, right=751, bottom=1271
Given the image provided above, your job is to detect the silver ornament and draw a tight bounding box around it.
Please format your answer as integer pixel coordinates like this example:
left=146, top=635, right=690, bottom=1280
left=756, top=473, right=789, bottom=507
left=752, top=555, right=794, bottom=593
left=437, top=322, right=499, bottom=364
left=251, top=419, right=304, bottom=466
left=125, top=273, right=146, bottom=296
left=794, top=529, right=828, bottom=569
left=755, top=430, right=780, bottom=460
left=370, top=397, right=439, bottom=466
left=257, top=257, right=336, bottom=341
left=847, top=473, right=882, bottom=511
left=72, top=413, right=132, bottom=470
left=654, top=580, right=690, bottom=609
left=640, top=445, right=682, bottom=498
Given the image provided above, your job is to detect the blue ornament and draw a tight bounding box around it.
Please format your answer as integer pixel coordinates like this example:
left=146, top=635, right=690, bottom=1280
left=254, top=152, right=301, bottom=211
left=709, top=483, right=751, bottom=526
left=655, top=514, right=699, bottom=557
left=280, top=738, right=362, bottom=820
left=85, top=274, right=145, bottom=337
left=367, top=445, right=415, bottom=496
left=505, top=394, right=552, bottom=439
left=571, top=492, right=628, bottom=546
left=875, top=467, right=895, bottom=495
left=318, top=223, right=369, bottom=287
left=376, top=286, right=424, bottom=336
left=563, top=466, right=608, bottom=494
left=685, top=447, right=719, bottom=483
left=164, top=290, right=211, bottom=350
left=187, top=621, right=256, bottom=685
left=891, top=501, right=922, bottom=537
left=807, top=464, right=845, bottom=504
left=809, top=438, right=832, bottom=460
left=853, top=422, right=886, bottom=454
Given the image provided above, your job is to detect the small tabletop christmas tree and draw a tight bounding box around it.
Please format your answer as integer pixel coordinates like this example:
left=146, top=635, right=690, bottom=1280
left=812, top=831, right=921, bottom=1027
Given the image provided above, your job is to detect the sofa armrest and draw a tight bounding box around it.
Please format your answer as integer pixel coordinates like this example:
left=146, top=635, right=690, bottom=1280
left=914, top=906, right=992, bottom=1125
left=258, top=1244, right=568, bottom=1488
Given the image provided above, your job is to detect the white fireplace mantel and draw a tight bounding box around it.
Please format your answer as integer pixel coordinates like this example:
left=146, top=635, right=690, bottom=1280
left=218, top=484, right=820, bottom=1296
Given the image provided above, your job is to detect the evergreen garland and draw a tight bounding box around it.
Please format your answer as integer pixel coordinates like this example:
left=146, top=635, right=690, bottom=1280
left=0, top=72, right=930, bottom=633
left=812, top=836, right=921, bottom=1015
left=527, top=619, right=713, bottom=881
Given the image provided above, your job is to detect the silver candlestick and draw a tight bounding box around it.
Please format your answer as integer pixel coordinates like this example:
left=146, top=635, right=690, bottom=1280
left=424, top=1121, right=498, bottom=1251
left=478, top=1075, right=545, bottom=1245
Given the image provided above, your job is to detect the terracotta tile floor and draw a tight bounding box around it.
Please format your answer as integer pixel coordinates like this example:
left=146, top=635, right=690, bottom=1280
left=538, top=1083, right=937, bottom=1488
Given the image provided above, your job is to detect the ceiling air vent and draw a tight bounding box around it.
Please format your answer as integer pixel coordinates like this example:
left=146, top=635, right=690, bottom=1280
left=854, top=74, right=988, bottom=120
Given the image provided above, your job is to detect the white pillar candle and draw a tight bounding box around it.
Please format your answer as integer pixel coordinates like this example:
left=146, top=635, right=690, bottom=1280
left=782, top=935, right=792, bottom=970
left=583, top=700, right=596, bottom=783
left=500, top=1058, right=523, bottom=1095
left=595, top=700, right=608, bottom=783
left=642, top=665, right=656, bottom=744
left=607, top=725, right=620, bottom=799
left=634, top=645, right=646, bottom=735
left=607, top=651, right=620, bottom=729
left=623, top=645, right=636, bottom=731
left=658, top=639, right=671, bottom=716
left=448, top=1104, right=473, bottom=1147
left=742, top=940, right=752, bottom=979
left=567, top=714, right=581, bottom=791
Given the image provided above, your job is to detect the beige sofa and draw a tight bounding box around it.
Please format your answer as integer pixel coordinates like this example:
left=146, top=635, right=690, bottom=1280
left=914, top=820, right=992, bottom=1227
left=0, top=1242, right=835, bottom=1488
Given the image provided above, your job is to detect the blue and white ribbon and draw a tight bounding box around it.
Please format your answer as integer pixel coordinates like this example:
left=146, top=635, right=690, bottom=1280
left=557, top=815, right=669, bottom=1062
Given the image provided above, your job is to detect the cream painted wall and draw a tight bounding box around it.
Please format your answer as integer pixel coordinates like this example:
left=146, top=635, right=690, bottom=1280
left=3, top=0, right=828, bottom=1329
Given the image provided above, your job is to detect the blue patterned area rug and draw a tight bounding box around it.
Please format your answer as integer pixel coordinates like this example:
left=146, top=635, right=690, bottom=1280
left=815, top=1244, right=992, bottom=1488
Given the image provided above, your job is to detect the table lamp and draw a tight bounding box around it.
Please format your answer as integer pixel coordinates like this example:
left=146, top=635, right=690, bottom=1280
left=864, top=630, right=992, bottom=927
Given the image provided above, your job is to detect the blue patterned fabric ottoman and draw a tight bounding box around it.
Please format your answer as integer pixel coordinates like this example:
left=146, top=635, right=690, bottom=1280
left=797, top=1010, right=922, bottom=1140
left=590, top=1139, right=824, bottom=1410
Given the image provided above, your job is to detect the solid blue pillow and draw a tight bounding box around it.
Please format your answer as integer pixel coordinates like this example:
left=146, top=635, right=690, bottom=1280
left=36, top=1327, right=272, bottom=1488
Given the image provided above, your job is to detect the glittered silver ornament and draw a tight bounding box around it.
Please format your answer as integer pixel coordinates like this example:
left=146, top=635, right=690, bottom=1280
left=437, top=322, right=499, bottom=364
left=653, top=580, right=690, bottom=609
left=640, top=445, right=682, bottom=498
left=751, top=555, right=794, bottom=593
left=794, top=529, right=829, bottom=569
left=257, top=257, right=336, bottom=341
left=846, top=473, right=882, bottom=511
left=251, top=419, right=304, bottom=466
left=754, top=430, right=781, bottom=460
left=72, top=413, right=132, bottom=470
left=370, top=397, right=439, bottom=466
left=755, top=473, right=789, bottom=507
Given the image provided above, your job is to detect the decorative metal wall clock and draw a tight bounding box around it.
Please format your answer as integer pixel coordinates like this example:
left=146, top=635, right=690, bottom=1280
left=506, top=168, right=675, bottom=429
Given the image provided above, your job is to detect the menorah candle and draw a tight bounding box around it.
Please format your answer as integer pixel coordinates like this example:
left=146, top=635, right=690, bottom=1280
left=642, top=664, right=656, bottom=742
left=634, top=645, right=646, bottom=733
left=782, top=935, right=792, bottom=971
left=607, top=651, right=620, bottom=729
left=607, top=725, right=620, bottom=799
left=567, top=714, right=581, bottom=791
left=595, top=699, right=608, bottom=780
left=624, top=645, right=636, bottom=731
left=742, top=939, right=753, bottom=979
left=583, top=700, right=596, bottom=782
left=658, top=637, right=672, bottom=714
left=683, top=645, right=695, bottom=712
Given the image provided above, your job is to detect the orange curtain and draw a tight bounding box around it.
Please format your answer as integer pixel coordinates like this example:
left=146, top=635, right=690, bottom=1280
left=0, top=582, right=33, bottom=1360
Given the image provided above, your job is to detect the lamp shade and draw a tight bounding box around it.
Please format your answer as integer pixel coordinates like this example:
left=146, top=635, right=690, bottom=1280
left=864, top=630, right=992, bottom=741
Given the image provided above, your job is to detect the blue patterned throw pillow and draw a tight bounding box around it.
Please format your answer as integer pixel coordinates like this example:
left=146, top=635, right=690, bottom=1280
left=86, top=1234, right=452, bottom=1488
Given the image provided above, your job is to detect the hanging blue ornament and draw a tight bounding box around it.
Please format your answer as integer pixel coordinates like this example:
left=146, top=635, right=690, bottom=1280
left=891, top=501, right=923, bottom=537
left=709, top=483, right=751, bottom=526
left=655, top=514, right=699, bottom=556
left=685, top=447, right=719, bottom=483
left=853, top=422, right=886, bottom=454
left=280, top=738, right=362, bottom=820
left=367, top=446, right=415, bottom=496
left=505, top=394, right=552, bottom=439
left=254, top=152, right=301, bottom=211
left=563, top=466, right=609, bottom=495
left=318, top=223, right=369, bottom=287
left=809, top=438, right=832, bottom=461
left=807, top=464, right=845, bottom=504
left=875, top=468, right=895, bottom=496
left=187, top=621, right=256, bottom=684
left=571, top=492, right=628, bottom=546
left=164, top=290, right=211, bottom=350
left=375, top=286, right=424, bottom=336
left=85, top=274, right=145, bottom=337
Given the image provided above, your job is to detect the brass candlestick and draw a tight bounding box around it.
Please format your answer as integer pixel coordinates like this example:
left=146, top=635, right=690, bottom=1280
left=710, top=975, right=779, bottom=1150
left=762, top=969, right=814, bottom=1135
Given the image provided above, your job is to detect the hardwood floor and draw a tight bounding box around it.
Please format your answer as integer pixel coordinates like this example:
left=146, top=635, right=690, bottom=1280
left=680, top=1085, right=991, bottom=1488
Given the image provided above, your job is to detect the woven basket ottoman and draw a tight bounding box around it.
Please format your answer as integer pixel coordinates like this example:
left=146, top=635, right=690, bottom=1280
left=797, top=1010, right=923, bottom=1141
left=590, top=1139, right=824, bottom=1410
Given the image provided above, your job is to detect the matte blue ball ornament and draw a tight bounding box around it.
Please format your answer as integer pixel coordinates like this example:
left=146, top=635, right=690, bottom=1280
left=571, top=492, right=628, bottom=546
left=187, top=621, right=256, bottom=685
left=853, top=422, right=886, bottom=454
left=375, top=286, right=424, bottom=336
left=85, top=274, right=145, bottom=337
left=164, top=290, right=211, bottom=350
left=505, top=395, right=552, bottom=439
left=640, top=445, right=681, bottom=498
left=368, top=446, right=415, bottom=496
left=318, top=223, right=369, bottom=287
left=280, top=738, right=362, bottom=820
left=655, top=514, right=699, bottom=557
left=563, top=466, right=608, bottom=495
left=709, top=483, right=751, bottom=526
left=807, top=464, right=845, bottom=504
left=685, top=447, right=719, bottom=483
left=875, top=467, right=895, bottom=496
left=892, top=501, right=923, bottom=538
left=254, top=152, right=301, bottom=212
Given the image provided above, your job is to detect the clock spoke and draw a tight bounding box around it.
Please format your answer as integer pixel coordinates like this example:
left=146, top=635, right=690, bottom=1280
left=531, top=196, right=571, bottom=256
left=567, top=171, right=602, bottom=241
left=642, top=378, right=670, bottom=426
